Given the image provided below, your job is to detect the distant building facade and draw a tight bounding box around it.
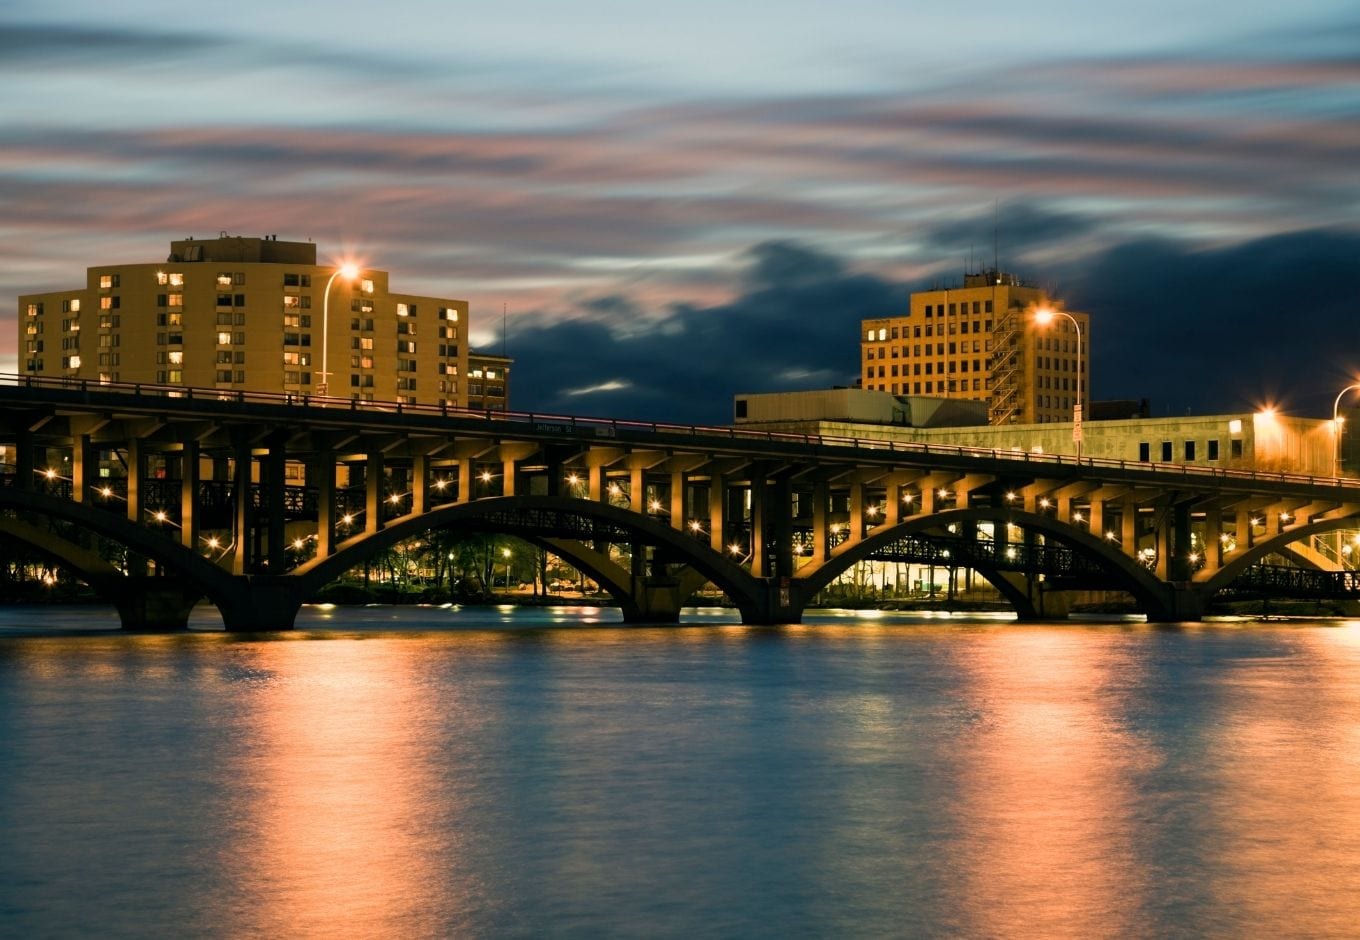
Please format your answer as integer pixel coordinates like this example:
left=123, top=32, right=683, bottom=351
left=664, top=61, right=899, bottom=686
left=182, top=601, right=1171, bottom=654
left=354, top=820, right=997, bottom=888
left=467, top=351, right=511, bottom=411
left=18, top=234, right=470, bottom=406
left=860, top=270, right=1089, bottom=426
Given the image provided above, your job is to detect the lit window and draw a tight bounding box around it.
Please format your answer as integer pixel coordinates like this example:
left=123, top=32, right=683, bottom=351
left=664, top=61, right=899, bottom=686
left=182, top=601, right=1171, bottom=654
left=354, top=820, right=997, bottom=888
left=217, top=332, right=232, bottom=345
left=168, top=293, right=183, bottom=307
left=168, top=273, right=184, bottom=287
left=442, top=307, right=459, bottom=322
left=397, top=303, right=409, bottom=316
left=361, top=279, right=374, bottom=294
left=156, top=271, right=169, bottom=285
left=168, top=351, right=183, bottom=365
left=68, top=355, right=81, bottom=368
left=69, top=299, right=81, bottom=312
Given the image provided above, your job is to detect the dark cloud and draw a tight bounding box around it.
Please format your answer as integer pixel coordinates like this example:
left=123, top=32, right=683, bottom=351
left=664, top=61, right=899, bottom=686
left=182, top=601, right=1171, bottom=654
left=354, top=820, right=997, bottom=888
left=501, top=230, right=1360, bottom=426
left=0, top=23, right=224, bottom=63
left=505, top=241, right=906, bottom=424
left=1057, top=228, right=1360, bottom=417
left=924, top=202, right=1100, bottom=254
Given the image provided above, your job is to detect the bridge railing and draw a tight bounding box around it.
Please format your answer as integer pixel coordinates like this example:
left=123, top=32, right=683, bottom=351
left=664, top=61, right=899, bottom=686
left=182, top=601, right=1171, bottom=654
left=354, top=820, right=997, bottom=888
left=2, top=371, right=1356, bottom=493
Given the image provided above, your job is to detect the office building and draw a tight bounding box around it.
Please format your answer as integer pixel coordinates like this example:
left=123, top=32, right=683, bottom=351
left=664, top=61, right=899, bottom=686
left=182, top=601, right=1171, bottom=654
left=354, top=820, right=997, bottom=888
left=18, top=233, right=470, bottom=406
left=860, top=270, right=1088, bottom=425
left=467, top=351, right=512, bottom=411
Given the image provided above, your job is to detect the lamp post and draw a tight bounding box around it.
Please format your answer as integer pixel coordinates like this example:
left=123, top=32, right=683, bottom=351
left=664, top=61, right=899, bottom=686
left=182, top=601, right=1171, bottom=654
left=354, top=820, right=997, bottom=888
left=1332, top=383, right=1360, bottom=478
left=501, top=547, right=513, bottom=592
left=317, top=263, right=360, bottom=398
left=1033, top=306, right=1084, bottom=460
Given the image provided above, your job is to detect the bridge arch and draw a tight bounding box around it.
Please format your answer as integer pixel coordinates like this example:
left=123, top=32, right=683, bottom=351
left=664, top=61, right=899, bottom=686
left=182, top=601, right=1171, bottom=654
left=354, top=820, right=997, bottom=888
left=293, top=495, right=768, bottom=622
left=792, top=507, right=1174, bottom=620
left=1200, top=515, right=1360, bottom=597
left=0, top=489, right=248, bottom=628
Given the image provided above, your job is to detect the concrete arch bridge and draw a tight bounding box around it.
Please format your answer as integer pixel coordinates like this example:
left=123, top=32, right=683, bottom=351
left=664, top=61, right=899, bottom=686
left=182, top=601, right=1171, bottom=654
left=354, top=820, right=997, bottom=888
left=4, top=377, right=1360, bottom=630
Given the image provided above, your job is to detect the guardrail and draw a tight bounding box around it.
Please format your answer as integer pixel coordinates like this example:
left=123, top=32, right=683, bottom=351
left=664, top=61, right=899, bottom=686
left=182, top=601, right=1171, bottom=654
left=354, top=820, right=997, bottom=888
left=1, top=371, right=1355, bottom=492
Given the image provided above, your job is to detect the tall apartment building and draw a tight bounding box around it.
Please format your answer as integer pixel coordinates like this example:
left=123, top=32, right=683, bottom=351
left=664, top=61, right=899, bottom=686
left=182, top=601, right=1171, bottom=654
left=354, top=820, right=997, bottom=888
left=18, top=234, right=470, bottom=407
left=860, top=270, right=1088, bottom=424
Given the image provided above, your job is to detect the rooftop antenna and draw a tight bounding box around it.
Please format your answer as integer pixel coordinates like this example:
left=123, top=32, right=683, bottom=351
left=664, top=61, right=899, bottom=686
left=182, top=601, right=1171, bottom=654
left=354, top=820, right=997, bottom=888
left=501, top=302, right=508, bottom=357
left=992, top=199, right=1000, bottom=277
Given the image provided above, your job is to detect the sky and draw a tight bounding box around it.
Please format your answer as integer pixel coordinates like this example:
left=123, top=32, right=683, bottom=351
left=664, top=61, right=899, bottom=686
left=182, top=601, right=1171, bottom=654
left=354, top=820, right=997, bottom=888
left=2, top=0, right=1358, bottom=423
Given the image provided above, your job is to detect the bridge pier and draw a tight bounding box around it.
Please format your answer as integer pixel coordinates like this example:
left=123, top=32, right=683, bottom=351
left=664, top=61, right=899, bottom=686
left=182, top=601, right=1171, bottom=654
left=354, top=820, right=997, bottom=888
left=1146, top=584, right=1208, bottom=623
left=620, top=575, right=685, bottom=624
left=216, top=576, right=306, bottom=632
left=105, top=576, right=203, bottom=632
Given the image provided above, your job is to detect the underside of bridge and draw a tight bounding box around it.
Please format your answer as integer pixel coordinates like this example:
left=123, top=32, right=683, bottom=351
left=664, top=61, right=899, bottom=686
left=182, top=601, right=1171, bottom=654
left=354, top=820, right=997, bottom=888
left=4, top=382, right=1360, bottom=630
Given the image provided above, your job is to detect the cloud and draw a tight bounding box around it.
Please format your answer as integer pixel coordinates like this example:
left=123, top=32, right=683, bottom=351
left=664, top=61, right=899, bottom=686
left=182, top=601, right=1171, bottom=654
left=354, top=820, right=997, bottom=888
left=1055, top=227, right=1360, bottom=417
left=505, top=241, right=907, bottom=423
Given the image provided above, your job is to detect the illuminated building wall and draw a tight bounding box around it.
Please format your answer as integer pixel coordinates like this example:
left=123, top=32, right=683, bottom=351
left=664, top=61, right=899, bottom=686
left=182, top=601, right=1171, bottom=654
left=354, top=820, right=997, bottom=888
left=467, top=351, right=512, bottom=412
left=861, top=270, right=1089, bottom=426
left=17, top=234, right=470, bottom=407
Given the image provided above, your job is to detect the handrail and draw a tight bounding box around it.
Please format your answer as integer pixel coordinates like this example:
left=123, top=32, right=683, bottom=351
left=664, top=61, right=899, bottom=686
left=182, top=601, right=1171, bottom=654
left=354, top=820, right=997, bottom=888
left=0, top=371, right=1356, bottom=491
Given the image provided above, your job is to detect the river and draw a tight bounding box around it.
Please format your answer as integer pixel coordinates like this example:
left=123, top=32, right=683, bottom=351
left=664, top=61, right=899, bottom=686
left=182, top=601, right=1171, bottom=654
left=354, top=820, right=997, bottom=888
left=1, top=604, right=1358, bottom=937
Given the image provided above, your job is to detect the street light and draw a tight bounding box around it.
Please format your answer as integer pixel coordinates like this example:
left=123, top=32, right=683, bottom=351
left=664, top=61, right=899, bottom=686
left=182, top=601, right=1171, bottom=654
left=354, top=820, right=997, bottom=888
left=1033, top=306, right=1084, bottom=460
left=1333, top=382, right=1360, bottom=478
left=317, top=262, right=360, bottom=398
left=501, top=546, right=512, bottom=591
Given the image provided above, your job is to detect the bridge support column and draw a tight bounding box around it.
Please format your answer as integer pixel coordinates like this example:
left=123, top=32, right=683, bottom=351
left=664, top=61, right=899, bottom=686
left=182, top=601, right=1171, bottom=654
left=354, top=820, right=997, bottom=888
left=180, top=439, right=199, bottom=550
left=709, top=475, right=726, bottom=554
left=125, top=438, right=147, bottom=576
left=365, top=452, right=382, bottom=534
left=217, top=576, right=306, bottom=632
left=751, top=474, right=769, bottom=576
left=71, top=433, right=91, bottom=503
left=108, top=576, right=202, bottom=632
left=314, top=449, right=335, bottom=558
left=265, top=437, right=287, bottom=571
left=811, top=477, right=828, bottom=565
left=412, top=454, right=429, bottom=514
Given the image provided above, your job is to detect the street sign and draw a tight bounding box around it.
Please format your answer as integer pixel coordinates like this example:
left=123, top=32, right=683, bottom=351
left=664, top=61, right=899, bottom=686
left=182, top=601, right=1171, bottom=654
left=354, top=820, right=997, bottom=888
left=1073, top=404, right=1084, bottom=443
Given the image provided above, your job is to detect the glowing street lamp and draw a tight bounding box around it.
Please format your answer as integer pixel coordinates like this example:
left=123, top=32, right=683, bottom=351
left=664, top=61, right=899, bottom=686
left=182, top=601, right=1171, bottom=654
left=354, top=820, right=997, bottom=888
left=317, top=262, right=360, bottom=398
left=1033, top=305, right=1085, bottom=460
left=1333, top=382, right=1360, bottom=478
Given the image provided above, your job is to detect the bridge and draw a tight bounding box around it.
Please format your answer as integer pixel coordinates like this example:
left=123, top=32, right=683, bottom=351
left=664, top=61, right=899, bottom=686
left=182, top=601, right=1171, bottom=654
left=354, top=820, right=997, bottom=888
left=3, top=374, right=1360, bottom=631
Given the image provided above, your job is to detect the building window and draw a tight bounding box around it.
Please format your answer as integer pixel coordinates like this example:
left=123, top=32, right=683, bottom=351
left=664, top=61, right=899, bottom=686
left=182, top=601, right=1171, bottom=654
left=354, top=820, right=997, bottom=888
left=1139, top=442, right=1150, bottom=462
left=1184, top=440, right=1196, bottom=461
left=1161, top=441, right=1173, bottom=462
left=1231, top=439, right=1243, bottom=459
left=1207, top=439, right=1220, bottom=460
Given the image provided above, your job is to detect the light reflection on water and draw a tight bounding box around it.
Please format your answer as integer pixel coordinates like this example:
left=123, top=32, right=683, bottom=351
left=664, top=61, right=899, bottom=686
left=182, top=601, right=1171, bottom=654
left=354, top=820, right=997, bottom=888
left=1, top=607, right=1360, bottom=936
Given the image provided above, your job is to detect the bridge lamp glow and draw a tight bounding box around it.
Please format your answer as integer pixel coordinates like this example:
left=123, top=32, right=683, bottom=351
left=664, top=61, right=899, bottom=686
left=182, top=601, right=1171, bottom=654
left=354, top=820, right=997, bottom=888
left=1038, top=497, right=1052, bottom=509
left=865, top=505, right=879, bottom=518
left=1005, top=491, right=1017, bottom=503
left=566, top=473, right=581, bottom=487
left=1187, top=552, right=1200, bottom=564
left=688, top=520, right=704, bottom=533
left=648, top=499, right=663, bottom=513
left=1072, top=511, right=1085, bottom=523
left=432, top=478, right=449, bottom=491
left=936, top=488, right=951, bottom=498
left=902, top=493, right=915, bottom=504
left=292, top=538, right=306, bottom=550
left=341, top=513, right=355, bottom=526
left=387, top=493, right=405, bottom=505
left=1280, top=512, right=1292, bottom=523
left=479, top=470, right=494, bottom=484
left=205, top=536, right=221, bottom=550
left=1005, top=547, right=1017, bottom=559
left=607, top=482, right=622, bottom=497
left=1106, top=531, right=1117, bottom=541
left=1250, top=517, right=1263, bottom=527
left=1346, top=545, right=1354, bottom=556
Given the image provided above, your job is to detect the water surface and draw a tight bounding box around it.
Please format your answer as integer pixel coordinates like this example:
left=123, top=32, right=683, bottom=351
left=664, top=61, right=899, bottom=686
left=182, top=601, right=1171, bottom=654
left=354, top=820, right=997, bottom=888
left=1, top=605, right=1358, bottom=937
